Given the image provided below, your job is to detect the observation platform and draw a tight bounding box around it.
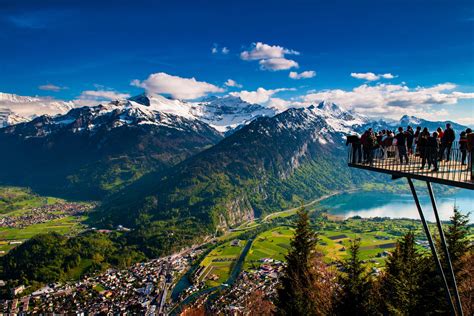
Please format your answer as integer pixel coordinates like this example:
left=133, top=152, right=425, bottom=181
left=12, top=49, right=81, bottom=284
left=347, top=141, right=473, bottom=190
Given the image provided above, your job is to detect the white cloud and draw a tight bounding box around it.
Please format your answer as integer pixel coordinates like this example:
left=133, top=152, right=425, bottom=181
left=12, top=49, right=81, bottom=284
left=73, top=89, right=130, bottom=106
left=211, top=44, right=229, bottom=55
left=289, top=70, right=316, bottom=79
left=240, top=42, right=299, bottom=60
left=38, top=84, right=67, bottom=92
left=241, top=42, right=300, bottom=71
left=301, top=82, right=474, bottom=119
left=229, top=87, right=294, bottom=104
left=131, top=72, right=224, bottom=100
left=79, top=90, right=130, bottom=100
left=259, top=58, right=299, bottom=71
left=266, top=97, right=294, bottom=111
left=350, top=72, right=396, bottom=81
left=380, top=73, right=395, bottom=79
left=455, top=116, right=474, bottom=126
left=225, top=79, right=243, bottom=88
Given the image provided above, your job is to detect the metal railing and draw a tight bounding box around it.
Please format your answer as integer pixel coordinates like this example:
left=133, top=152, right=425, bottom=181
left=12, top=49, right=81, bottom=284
left=347, top=141, right=473, bottom=184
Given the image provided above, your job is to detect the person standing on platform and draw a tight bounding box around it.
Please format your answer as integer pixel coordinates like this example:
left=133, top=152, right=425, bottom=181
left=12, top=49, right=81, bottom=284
left=459, top=131, right=467, bottom=166
left=419, top=128, right=430, bottom=169
left=406, top=126, right=415, bottom=155
left=439, top=123, right=455, bottom=162
left=466, top=128, right=474, bottom=180
left=427, top=131, right=439, bottom=172
left=395, top=127, right=409, bottom=164
left=346, top=135, right=362, bottom=164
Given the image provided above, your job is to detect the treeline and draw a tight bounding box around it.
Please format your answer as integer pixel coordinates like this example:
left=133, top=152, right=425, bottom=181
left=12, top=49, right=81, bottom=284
left=274, top=207, right=473, bottom=315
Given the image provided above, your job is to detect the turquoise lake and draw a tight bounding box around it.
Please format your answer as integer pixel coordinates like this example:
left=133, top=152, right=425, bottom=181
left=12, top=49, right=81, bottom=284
left=320, top=189, right=474, bottom=222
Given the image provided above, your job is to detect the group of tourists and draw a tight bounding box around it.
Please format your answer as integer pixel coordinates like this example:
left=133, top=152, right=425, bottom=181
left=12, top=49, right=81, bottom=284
left=347, top=123, right=474, bottom=174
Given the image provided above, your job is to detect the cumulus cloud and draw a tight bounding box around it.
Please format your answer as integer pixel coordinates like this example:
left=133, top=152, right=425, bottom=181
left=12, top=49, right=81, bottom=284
left=221, top=47, right=230, bottom=54
left=380, top=73, right=395, bottom=79
left=266, top=97, right=295, bottom=111
left=241, top=42, right=300, bottom=71
left=289, top=70, right=316, bottom=79
left=240, top=42, right=299, bottom=60
left=351, top=72, right=396, bottom=81
left=229, top=87, right=294, bottom=104
left=225, top=79, right=243, bottom=88
left=38, top=84, right=67, bottom=92
left=131, top=72, right=224, bottom=100
left=301, top=82, right=474, bottom=119
left=259, top=58, right=299, bottom=71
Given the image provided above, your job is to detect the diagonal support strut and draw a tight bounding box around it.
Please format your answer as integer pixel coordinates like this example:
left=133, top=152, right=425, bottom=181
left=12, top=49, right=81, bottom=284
left=426, top=181, right=464, bottom=316
left=407, top=178, right=457, bottom=316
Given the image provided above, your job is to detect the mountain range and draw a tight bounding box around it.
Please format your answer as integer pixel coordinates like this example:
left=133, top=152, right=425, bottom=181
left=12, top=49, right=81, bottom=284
left=0, top=92, right=469, bottom=252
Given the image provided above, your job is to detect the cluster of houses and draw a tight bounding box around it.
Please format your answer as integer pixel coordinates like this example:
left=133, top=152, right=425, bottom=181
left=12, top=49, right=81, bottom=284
left=206, top=258, right=283, bottom=314
left=0, top=202, right=93, bottom=228
left=1, top=247, right=204, bottom=314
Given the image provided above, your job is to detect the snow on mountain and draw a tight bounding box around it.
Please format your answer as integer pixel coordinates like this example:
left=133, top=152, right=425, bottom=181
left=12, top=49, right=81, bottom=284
left=399, top=115, right=422, bottom=126
left=129, top=93, right=276, bottom=133
left=0, top=92, right=75, bottom=126
left=0, top=108, right=28, bottom=127
left=192, top=95, right=276, bottom=132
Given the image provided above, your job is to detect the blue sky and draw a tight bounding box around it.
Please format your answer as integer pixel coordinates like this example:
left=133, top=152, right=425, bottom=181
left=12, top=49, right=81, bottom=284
left=1, top=0, right=473, bottom=123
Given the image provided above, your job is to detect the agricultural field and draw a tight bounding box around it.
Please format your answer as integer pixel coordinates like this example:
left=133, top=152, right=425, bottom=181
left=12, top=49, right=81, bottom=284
left=0, top=215, right=88, bottom=254
left=243, top=217, right=441, bottom=272
left=0, top=186, right=64, bottom=216
left=0, top=186, right=91, bottom=255
left=196, top=239, right=245, bottom=287
left=244, top=227, right=293, bottom=270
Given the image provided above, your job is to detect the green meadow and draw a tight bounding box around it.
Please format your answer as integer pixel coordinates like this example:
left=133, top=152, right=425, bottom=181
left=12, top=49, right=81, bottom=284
left=198, top=239, right=245, bottom=287
left=0, top=186, right=90, bottom=255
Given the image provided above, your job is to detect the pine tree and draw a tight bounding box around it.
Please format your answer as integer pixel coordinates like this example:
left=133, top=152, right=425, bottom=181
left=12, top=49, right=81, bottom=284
left=445, top=207, right=472, bottom=314
left=381, top=232, right=421, bottom=314
left=276, top=208, right=331, bottom=316
left=445, top=206, right=471, bottom=270
left=333, top=238, right=373, bottom=316
left=380, top=231, right=447, bottom=314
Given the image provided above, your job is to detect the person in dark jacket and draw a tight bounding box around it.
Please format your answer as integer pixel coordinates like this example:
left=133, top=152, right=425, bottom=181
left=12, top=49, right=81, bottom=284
left=406, top=126, right=415, bottom=155
left=395, top=127, right=409, bottom=164
left=366, top=129, right=377, bottom=165
left=439, top=123, right=456, bottom=161
left=459, top=131, right=468, bottom=165
left=419, top=128, right=430, bottom=169
left=346, top=135, right=362, bottom=163
left=427, top=132, right=439, bottom=171
left=414, top=126, right=421, bottom=155
left=360, top=130, right=369, bottom=163
left=466, top=128, right=474, bottom=180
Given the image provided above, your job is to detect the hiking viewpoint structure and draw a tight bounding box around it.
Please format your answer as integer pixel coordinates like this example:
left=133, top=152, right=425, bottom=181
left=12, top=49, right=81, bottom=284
left=348, top=141, right=473, bottom=316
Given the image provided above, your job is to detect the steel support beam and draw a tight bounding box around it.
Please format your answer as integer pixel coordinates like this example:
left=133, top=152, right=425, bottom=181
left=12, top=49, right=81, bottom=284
left=426, top=182, right=464, bottom=316
left=407, top=178, right=457, bottom=316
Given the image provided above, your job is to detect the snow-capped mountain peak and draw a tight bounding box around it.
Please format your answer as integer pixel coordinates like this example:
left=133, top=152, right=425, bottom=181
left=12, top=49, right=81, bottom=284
left=316, top=100, right=345, bottom=116
left=129, top=93, right=275, bottom=133
left=399, top=114, right=422, bottom=126
left=0, top=92, right=75, bottom=127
